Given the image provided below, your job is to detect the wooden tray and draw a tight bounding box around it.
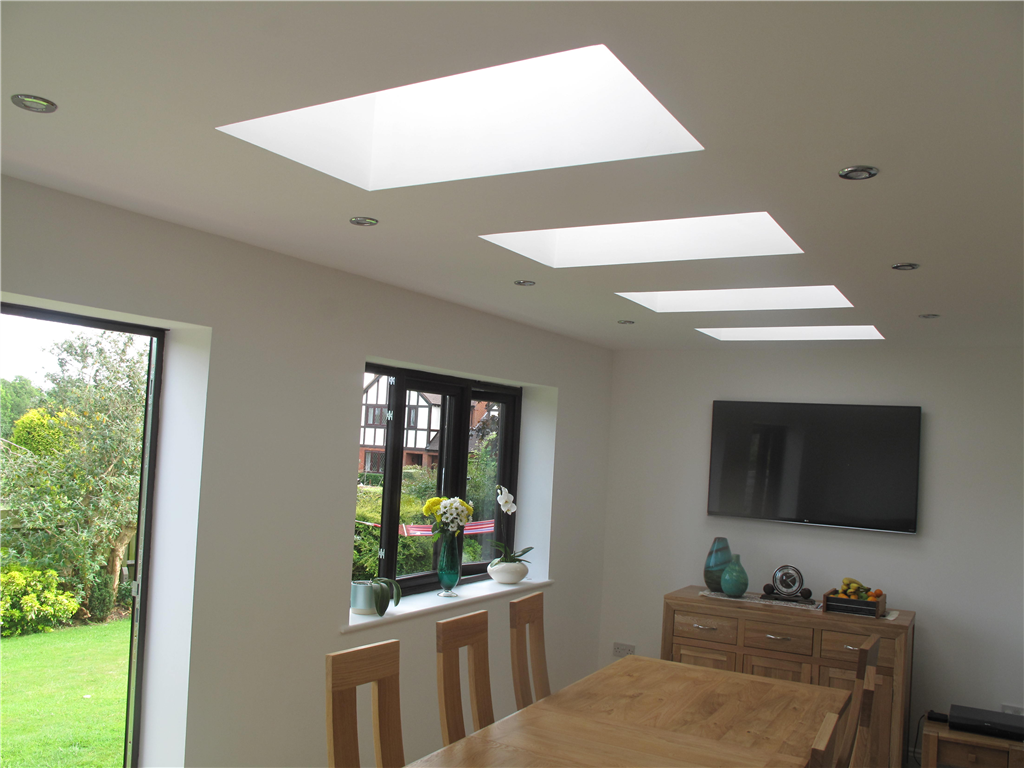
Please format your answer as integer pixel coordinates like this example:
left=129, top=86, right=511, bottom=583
left=823, top=588, right=887, bottom=617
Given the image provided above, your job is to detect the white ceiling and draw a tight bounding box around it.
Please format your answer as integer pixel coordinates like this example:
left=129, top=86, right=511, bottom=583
left=2, top=2, right=1021, bottom=351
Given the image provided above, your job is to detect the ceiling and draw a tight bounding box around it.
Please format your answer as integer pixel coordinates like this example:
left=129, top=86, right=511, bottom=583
left=2, top=2, right=1021, bottom=351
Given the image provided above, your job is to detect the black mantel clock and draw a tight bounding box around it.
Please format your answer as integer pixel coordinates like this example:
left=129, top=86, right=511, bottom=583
left=761, top=565, right=814, bottom=603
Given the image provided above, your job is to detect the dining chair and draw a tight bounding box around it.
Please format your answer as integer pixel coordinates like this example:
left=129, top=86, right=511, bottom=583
left=509, top=591, right=551, bottom=710
left=809, top=712, right=840, bottom=768
left=326, top=639, right=404, bottom=768
left=849, top=666, right=878, bottom=768
left=436, top=610, right=494, bottom=746
left=833, top=635, right=880, bottom=768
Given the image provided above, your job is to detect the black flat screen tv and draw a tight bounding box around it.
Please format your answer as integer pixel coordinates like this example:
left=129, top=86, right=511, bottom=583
left=707, top=400, right=921, bottom=533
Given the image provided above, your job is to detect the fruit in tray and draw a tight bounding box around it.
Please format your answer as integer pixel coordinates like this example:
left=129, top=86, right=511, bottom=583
left=833, top=578, right=884, bottom=602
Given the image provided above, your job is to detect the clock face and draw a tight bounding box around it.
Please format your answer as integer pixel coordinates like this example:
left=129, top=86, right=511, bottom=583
left=773, top=565, right=803, bottom=596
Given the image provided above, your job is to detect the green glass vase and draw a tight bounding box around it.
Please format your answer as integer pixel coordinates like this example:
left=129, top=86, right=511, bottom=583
left=721, top=554, right=749, bottom=598
left=703, top=536, right=733, bottom=593
left=437, top=529, right=461, bottom=597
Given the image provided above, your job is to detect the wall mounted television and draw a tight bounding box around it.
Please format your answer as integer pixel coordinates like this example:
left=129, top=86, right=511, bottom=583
left=707, top=400, right=921, bottom=534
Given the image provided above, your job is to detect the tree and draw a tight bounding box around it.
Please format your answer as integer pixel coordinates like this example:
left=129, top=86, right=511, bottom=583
left=1, top=376, right=42, bottom=441
left=1, top=332, right=148, bottom=617
left=10, top=407, right=77, bottom=455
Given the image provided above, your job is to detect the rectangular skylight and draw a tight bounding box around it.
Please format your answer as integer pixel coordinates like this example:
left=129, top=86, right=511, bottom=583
left=216, top=45, right=702, bottom=191
left=617, top=285, right=852, bottom=312
left=696, top=326, right=884, bottom=341
left=480, top=212, right=802, bottom=268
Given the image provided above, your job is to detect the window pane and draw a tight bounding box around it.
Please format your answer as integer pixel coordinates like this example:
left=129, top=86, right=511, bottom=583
left=354, top=373, right=388, bottom=580
left=464, top=399, right=504, bottom=565
left=396, top=389, right=443, bottom=577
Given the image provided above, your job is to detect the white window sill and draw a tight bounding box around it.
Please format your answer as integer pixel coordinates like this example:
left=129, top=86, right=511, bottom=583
left=341, top=577, right=553, bottom=634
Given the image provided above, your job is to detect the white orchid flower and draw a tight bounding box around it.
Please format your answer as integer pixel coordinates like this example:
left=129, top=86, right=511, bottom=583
left=496, top=485, right=517, bottom=515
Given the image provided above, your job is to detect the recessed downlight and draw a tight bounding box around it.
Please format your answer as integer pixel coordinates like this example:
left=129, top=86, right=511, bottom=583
left=839, top=165, right=878, bottom=180
left=349, top=216, right=378, bottom=226
left=617, top=320, right=635, bottom=325
left=892, top=263, right=919, bottom=271
left=513, top=280, right=536, bottom=287
left=11, top=94, right=57, bottom=113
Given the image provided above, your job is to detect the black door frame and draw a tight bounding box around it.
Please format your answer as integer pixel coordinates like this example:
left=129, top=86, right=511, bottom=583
left=1, top=302, right=166, bottom=768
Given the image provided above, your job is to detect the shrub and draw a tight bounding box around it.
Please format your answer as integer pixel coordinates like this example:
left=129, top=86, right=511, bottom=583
left=357, top=471, right=383, bottom=487
left=1, top=565, right=79, bottom=636
left=401, top=465, right=437, bottom=504
left=89, top=572, right=115, bottom=621
left=116, top=579, right=133, bottom=607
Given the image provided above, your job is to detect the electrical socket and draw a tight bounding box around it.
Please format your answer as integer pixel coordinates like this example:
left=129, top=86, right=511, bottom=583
left=612, top=642, right=635, bottom=658
left=1002, top=704, right=1024, bottom=716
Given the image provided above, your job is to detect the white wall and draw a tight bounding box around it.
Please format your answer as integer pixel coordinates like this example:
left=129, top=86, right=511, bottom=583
left=1, top=176, right=613, bottom=767
left=598, top=346, right=1024, bottom=731
left=6, top=174, right=1021, bottom=766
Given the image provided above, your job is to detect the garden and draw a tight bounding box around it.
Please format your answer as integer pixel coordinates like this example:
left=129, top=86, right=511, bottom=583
left=351, top=435, right=500, bottom=580
left=1, top=617, right=132, bottom=767
left=1, top=327, right=149, bottom=766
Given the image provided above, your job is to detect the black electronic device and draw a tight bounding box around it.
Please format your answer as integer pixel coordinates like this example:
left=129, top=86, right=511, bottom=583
left=707, top=400, right=922, bottom=533
left=949, top=705, right=1024, bottom=742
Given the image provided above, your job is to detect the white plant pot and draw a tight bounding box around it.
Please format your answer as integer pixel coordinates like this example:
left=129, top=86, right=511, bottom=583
left=487, top=560, right=529, bottom=584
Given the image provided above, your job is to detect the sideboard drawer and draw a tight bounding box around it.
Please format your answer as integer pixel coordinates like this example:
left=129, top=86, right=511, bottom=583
left=673, top=611, right=739, bottom=644
left=937, top=739, right=1009, bottom=768
left=821, top=630, right=897, bottom=667
left=743, top=620, right=814, bottom=656
left=673, top=643, right=736, bottom=671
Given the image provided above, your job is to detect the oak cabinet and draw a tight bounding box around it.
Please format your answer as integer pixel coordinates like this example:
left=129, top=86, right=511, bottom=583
left=922, top=722, right=1024, bottom=768
left=663, top=586, right=915, bottom=768
left=742, top=653, right=811, bottom=683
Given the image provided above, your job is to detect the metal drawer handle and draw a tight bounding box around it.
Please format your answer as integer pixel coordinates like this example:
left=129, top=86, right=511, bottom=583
left=692, top=624, right=717, bottom=631
left=766, top=634, right=792, bottom=641
left=844, top=644, right=860, bottom=651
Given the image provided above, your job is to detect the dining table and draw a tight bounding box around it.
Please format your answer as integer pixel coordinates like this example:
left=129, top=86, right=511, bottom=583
left=407, top=654, right=850, bottom=768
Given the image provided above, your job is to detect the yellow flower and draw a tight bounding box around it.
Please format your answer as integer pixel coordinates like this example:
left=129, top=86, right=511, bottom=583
left=423, top=497, right=442, bottom=520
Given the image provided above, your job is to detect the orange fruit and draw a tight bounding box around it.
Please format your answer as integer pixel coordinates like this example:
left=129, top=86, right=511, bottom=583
left=867, top=595, right=878, bottom=601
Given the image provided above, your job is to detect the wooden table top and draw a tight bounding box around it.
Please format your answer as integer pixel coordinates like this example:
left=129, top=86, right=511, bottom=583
left=408, top=655, right=851, bottom=768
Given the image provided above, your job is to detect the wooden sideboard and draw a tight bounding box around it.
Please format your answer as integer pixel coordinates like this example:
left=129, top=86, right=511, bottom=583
left=662, top=585, right=915, bottom=768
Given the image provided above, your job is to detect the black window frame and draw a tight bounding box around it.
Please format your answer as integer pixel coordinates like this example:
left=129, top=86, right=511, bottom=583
left=364, top=363, right=521, bottom=595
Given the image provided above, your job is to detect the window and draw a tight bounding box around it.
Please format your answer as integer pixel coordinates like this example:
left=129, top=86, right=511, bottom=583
left=354, top=364, right=521, bottom=594
left=365, top=451, right=385, bottom=473
left=366, top=405, right=388, bottom=426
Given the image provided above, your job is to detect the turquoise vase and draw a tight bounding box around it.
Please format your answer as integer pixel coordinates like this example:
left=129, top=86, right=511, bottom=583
left=703, top=537, right=733, bottom=593
left=720, top=554, right=749, bottom=598
left=437, top=529, right=461, bottom=597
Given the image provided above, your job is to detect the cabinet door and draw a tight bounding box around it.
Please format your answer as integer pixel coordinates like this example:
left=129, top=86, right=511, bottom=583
left=818, top=664, right=895, bottom=767
left=742, top=654, right=811, bottom=683
left=672, top=643, right=736, bottom=671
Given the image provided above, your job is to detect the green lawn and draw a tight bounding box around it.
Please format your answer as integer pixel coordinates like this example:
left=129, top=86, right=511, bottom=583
left=1, top=618, right=131, bottom=768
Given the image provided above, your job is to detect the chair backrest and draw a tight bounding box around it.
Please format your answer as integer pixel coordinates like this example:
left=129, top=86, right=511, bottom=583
left=436, top=610, right=494, bottom=746
left=326, top=639, right=404, bottom=768
left=808, top=712, right=840, bottom=768
left=849, top=666, right=878, bottom=768
left=509, top=591, right=551, bottom=710
left=834, top=635, right=880, bottom=768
